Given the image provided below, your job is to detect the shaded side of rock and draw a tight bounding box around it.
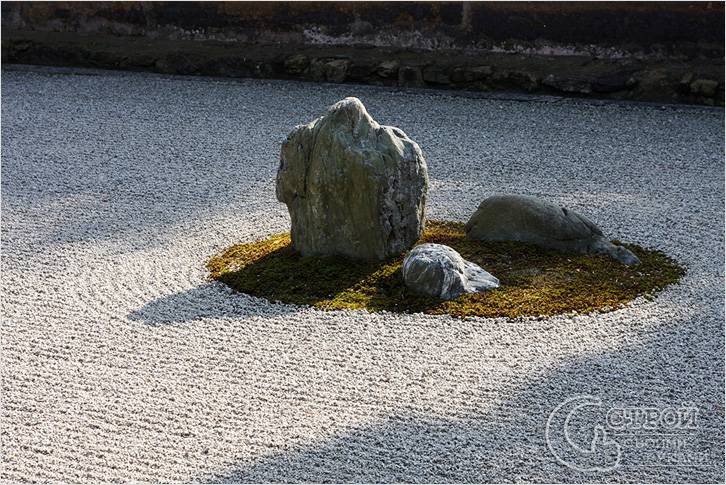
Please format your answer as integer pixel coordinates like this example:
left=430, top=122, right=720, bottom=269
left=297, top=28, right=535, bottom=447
left=423, top=65, right=450, bottom=85
left=592, top=70, right=637, bottom=93
left=450, top=65, right=492, bottom=84
left=542, top=74, right=592, bottom=94
left=402, top=243, right=500, bottom=300
left=465, top=194, right=640, bottom=265
left=492, top=70, right=539, bottom=91
left=690, top=78, right=719, bottom=97
left=324, top=59, right=350, bottom=82
left=284, top=54, right=309, bottom=75
left=277, top=97, right=429, bottom=260
left=398, top=66, right=424, bottom=87
left=376, top=60, right=399, bottom=78
left=306, top=58, right=350, bottom=82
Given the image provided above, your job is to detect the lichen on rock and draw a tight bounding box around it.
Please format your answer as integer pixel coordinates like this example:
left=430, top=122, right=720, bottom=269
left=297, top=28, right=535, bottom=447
left=276, top=96, right=429, bottom=260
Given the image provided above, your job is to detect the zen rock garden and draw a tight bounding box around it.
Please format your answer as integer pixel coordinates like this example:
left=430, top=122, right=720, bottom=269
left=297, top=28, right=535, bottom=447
left=209, top=97, right=683, bottom=318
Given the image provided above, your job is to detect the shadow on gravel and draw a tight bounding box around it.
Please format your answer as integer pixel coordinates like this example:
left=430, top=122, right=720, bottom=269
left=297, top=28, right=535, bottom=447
left=200, top=310, right=724, bottom=483
left=127, top=283, right=299, bottom=325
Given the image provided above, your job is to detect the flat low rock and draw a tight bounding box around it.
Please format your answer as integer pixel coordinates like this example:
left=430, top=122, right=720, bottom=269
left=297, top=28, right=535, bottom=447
left=402, top=243, right=500, bottom=300
left=465, top=194, right=641, bottom=265
left=276, top=97, right=428, bottom=260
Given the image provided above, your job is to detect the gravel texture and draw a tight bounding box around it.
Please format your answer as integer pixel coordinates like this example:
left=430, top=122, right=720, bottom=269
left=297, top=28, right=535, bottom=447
left=1, top=65, right=724, bottom=483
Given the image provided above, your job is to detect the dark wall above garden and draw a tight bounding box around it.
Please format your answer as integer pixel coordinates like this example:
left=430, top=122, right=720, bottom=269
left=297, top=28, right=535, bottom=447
left=2, top=2, right=723, bottom=105
left=3, top=1, right=723, bottom=58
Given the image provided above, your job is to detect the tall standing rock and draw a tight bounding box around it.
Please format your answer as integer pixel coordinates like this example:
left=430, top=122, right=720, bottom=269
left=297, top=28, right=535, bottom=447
left=276, top=97, right=429, bottom=260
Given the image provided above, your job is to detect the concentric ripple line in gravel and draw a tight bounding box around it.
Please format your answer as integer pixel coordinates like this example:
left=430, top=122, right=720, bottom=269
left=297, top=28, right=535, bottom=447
left=1, top=64, right=724, bottom=483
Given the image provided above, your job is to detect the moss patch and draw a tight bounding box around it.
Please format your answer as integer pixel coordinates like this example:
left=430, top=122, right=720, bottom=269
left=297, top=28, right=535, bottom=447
left=207, top=221, right=685, bottom=318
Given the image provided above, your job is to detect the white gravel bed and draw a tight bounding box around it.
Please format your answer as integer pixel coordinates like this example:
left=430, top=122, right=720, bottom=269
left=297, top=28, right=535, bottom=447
left=1, top=65, right=724, bottom=483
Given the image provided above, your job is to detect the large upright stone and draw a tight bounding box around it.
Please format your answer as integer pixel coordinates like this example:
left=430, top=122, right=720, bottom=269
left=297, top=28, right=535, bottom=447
left=276, top=97, right=429, bottom=260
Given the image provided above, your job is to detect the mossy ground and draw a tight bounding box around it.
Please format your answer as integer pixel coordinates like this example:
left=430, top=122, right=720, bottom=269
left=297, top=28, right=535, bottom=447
left=207, top=221, right=685, bottom=318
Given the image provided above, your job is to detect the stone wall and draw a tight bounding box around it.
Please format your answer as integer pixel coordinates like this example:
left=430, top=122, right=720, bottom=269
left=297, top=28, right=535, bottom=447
left=2, top=2, right=723, bottom=105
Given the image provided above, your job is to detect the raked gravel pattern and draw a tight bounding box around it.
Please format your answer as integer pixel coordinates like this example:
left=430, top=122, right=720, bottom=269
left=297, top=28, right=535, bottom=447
left=1, top=65, right=724, bottom=483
